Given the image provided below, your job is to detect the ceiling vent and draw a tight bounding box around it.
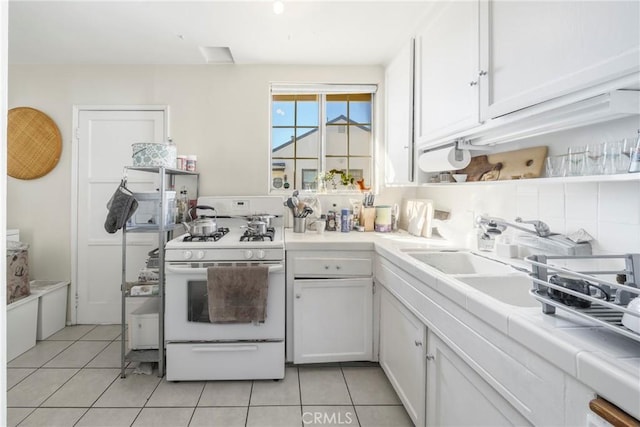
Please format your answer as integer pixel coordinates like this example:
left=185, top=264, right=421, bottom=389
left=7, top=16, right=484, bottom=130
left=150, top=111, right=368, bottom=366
left=199, top=47, right=235, bottom=64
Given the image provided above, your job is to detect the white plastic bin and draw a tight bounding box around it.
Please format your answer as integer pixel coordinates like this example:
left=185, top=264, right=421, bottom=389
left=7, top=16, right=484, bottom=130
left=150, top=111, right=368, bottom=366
left=7, top=293, right=39, bottom=361
left=128, top=297, right=159, bottom=350
left=29, top=280, right=70, bottom=340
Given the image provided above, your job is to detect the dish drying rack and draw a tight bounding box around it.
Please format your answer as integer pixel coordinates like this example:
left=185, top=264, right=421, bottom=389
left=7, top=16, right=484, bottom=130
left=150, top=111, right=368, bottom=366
left=526, top=254, right=640, bottom=343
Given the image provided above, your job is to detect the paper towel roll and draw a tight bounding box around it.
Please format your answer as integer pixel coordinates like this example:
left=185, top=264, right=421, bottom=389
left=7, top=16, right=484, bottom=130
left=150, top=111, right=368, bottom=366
left=418, top=147, right=471, bottom=172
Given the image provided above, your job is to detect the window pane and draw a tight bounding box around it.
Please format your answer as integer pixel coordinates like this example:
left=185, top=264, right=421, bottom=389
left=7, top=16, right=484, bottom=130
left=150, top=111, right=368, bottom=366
left=296, top=159, right=319, bottom=190
left=297, top=101, right=319, bottom=127
left=349, top=157, right=372, bottom=189
left=271, top=159, right=294, bottom=190
left=349, top=101, right=371, bottom=124
left=327, top=101, right=347, bottom=123
left=348, top=125, right=371, bottom=156
left=326, top=125, right=347, bottom=156
left=272, top=101, right=294, bottom=127
left=296, top=128, right=319, bottom=158
left=272, top=127, right=295, bottom=152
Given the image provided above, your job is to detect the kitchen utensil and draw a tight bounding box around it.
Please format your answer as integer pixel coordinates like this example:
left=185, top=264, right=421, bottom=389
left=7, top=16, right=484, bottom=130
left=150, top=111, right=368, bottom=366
left=457, top=146, right=547, bottom=181
left=251, top=214, right=276, bottom=228
left=546, top=275, right=610, bottom=308
left=246, top=219, right=267, bottom=235
left=293, top=217, right=306, bottom=233
left=182, top=205, right=217, bottom=237
left=622, top=297, right=640, bottom=334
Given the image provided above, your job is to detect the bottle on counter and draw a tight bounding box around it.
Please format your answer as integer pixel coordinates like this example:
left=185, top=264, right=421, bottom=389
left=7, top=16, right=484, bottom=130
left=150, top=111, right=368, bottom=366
left=341, top=208, right=350, bottom=233
left=177, top=187, right=189, bottom=222
left=326, top=211, right=336, bottom=231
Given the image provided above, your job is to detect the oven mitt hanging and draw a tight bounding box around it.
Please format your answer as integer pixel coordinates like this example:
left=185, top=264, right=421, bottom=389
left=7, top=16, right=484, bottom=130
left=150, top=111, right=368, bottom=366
left=104, top=181, right=138, bottom=233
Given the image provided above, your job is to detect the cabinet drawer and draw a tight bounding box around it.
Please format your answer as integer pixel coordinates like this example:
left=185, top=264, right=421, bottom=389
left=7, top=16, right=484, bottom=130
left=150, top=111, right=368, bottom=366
left=166, top=341, right=284, bottom=381
left=291, top=253, right=372, bottom=278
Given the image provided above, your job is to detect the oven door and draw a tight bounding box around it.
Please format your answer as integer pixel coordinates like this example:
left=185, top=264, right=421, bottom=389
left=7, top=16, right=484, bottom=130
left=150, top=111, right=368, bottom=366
left=165, top=262, right=285, bottom=342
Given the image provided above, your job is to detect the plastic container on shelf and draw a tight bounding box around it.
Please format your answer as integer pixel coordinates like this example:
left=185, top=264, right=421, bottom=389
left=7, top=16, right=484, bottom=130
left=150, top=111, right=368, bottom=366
left=7, top=293, right=39, bottom=361
left=128, top=297, right=159, bottom=350
left=29, top=280, right=70, bottom=340
left=127, top=191, right=176, bottom=228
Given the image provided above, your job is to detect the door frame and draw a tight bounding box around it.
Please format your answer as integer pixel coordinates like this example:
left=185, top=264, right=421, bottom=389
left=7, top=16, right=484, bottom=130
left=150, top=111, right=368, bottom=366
left=70, top=105, right=169, bottom=324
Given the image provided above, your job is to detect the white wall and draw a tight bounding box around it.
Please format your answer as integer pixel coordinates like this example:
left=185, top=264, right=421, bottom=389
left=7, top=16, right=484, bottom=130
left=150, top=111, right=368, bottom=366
left=7, top=64, right=387, bottom=280
left=416, top=117, right=640, bottom=255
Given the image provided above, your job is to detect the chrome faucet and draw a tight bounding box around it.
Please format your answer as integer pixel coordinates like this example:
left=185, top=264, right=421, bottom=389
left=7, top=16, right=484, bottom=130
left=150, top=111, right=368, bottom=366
left=476, top=216, right=551, bottom=238
left=475, top=215, right=591, bottom=256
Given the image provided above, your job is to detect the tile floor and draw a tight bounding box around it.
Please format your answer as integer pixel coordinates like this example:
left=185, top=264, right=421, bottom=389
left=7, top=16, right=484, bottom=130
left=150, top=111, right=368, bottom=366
left=7, top=325, right=412, bottom=427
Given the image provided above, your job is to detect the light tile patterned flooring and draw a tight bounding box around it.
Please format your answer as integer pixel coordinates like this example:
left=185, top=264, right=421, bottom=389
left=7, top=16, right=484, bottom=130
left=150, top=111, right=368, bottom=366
left=7, top=325, right=412, bottom=427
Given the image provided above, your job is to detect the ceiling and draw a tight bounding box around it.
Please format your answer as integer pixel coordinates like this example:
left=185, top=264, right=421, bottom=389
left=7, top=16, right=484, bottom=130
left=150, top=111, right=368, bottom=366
left=9, top=0, right=433, bottom=66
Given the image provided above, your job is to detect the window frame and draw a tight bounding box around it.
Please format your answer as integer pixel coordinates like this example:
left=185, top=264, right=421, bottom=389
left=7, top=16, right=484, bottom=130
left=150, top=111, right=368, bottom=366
left=269, top=84, right=377, bottom=193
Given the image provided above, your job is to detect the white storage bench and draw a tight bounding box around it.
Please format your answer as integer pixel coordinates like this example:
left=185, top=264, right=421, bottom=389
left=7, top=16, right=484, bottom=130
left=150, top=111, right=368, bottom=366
left=7, top=293, right=39, bottom=361
left=29, top=280, right=70, bottom=340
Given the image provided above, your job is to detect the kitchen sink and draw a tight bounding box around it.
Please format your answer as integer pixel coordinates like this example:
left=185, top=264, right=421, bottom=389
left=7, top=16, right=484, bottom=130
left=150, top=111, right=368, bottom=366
left=406, top=251, right=514, bottom=275
left=455, top=275, right=538, bottom=307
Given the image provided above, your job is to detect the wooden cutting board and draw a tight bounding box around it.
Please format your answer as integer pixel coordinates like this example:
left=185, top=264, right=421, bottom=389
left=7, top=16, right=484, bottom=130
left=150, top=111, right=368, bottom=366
left=457, top=146, right=548, bottom=181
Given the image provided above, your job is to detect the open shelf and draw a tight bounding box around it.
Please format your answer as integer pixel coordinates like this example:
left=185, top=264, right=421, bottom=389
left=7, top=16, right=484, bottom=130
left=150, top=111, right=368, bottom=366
left=418, top=172, right=640, bottom=187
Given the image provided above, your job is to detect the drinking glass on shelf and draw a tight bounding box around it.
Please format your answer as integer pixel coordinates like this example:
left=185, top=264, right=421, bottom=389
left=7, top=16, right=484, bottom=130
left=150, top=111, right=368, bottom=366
left=545, top=155, right=567, bottom=177
left=567, top=146, right=586, bottom=176
left=585, top=142, right=604, bottom=175
left=618, top=138, right=634, bottom=173
left=602, top=140, right=623, bottom=175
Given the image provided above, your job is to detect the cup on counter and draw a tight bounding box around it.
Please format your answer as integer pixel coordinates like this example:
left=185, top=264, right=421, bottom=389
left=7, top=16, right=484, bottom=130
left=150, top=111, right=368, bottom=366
left=293, top=217, right=306, bottom=233
left=315, top=220, right=326, bottom=234
left=567, top=146, right=586, bottom=176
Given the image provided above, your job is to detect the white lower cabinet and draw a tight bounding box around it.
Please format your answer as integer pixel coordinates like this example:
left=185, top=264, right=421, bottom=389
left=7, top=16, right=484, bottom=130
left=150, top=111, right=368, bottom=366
left=293, top=277, right=373, bottom=364
left=379, top=286, right=426, bottom=427
left=426, top=330, right=532, bottom=426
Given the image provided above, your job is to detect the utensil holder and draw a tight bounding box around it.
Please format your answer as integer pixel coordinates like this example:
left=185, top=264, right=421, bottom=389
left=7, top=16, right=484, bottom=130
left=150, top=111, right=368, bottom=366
left=293, top=217, right=306, bottom=233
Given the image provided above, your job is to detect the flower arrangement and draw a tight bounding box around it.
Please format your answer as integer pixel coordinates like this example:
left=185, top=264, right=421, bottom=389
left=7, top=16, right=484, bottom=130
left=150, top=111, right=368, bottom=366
left=316, top=169, right=356, bottom=192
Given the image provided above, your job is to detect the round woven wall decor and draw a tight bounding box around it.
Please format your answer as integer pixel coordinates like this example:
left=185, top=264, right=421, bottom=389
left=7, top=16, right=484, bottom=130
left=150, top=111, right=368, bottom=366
left=8, top=107, right=62, bottom=180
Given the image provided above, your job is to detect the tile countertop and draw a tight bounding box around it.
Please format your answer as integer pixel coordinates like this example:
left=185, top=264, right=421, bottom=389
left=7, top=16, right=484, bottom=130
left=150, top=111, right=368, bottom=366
left=284, top=228, right=640, bottom=419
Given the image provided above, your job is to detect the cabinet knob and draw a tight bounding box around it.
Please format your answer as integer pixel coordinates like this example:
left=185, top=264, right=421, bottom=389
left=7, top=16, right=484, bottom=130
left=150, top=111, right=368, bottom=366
left=469, top=81, right=478, bottom=87
left=415, top=340, right=423, bottom=347
left=295, top=294, right=301, bottom=299
left=478, top=70, right=488, bottom=76
left=324, top=265, right=330, bottom=270
left=426, top=354, right=435, bottom=361
left=336, top=265, right=341, bottom=270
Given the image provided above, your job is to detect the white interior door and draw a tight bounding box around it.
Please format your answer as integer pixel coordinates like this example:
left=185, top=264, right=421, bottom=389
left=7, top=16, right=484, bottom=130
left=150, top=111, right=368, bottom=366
left=73, top=107, right=166, bottom=324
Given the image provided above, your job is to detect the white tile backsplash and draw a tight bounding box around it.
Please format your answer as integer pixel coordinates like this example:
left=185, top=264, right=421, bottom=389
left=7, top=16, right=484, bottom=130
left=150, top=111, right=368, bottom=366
left=598, top=181, right=640, bottom=225
left=416, top=177, right=640, bottom=254
left=564, top=183, right=598, bottom=222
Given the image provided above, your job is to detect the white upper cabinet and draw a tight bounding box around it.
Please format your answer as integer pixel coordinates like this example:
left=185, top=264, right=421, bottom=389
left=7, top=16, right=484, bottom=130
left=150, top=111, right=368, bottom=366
left=385, top=39, right=415, bottom=185
left=483, top=1, right=640, bottom=120
left=415, top=0, right=481, bottom=146
left=410, top=0, right=639, bottom=149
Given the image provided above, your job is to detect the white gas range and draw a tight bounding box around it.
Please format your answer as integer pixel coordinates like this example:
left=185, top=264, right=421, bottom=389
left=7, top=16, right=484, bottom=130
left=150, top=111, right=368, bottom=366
left=164, top=196, right=285, bottom=381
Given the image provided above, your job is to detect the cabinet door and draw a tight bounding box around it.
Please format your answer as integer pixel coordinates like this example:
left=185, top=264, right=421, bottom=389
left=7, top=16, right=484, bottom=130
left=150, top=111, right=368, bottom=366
left=426, top=331, right=532, bottom=427
left=484, top=0, right=640, bottom=119
left=385, top=38, right=415, bottom=185
left=379, top=287, right=426, bottom=427
left=415, top=0, right=480, bottom=145
left=293, top=278, right=372, bottom=364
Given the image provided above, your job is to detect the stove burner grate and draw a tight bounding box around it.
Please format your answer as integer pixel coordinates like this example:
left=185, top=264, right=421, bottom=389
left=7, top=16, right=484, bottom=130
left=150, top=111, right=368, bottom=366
left=183, top=227, right=230, bottom=242
left=240, top=227, right=275, bottom=242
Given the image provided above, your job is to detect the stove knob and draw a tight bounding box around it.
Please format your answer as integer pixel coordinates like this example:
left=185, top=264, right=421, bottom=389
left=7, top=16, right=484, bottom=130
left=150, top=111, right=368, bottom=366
left=183, top=251, right=193, bottom=260
left=244, top=250, right=254, bottom=259
left=196, top=251, right=205, bottom=260
left=256, top=250, right=266, bottom=260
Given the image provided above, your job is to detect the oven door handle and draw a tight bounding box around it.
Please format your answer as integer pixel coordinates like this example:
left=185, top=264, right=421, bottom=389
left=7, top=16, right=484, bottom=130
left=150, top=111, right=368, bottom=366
left=191, top=344, right=259, bottom=353
left=166, top=265, right=283, bottom=274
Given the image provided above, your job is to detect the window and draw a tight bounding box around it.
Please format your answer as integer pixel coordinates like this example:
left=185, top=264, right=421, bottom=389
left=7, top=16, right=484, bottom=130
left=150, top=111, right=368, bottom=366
left=270, top=85, right=375, bottom=192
